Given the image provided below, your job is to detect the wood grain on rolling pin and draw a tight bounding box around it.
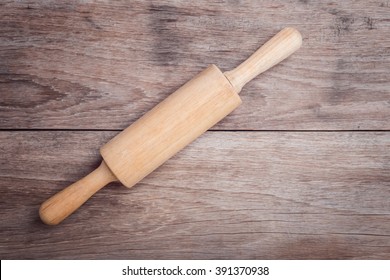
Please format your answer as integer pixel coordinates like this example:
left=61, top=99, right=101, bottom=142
left=38, top=27, right=301, bottom=225
left=0, top=131, right=389, bottom=259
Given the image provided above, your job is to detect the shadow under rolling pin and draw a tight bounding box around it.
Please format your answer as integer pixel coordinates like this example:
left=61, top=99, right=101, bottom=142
left=40, top=27, right=302, bottom=225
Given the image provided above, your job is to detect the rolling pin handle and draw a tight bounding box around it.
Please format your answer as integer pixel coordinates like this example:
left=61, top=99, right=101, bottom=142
left=224, top=27, right=302, bottom=93
left=39, top=161, right=117, bottom=225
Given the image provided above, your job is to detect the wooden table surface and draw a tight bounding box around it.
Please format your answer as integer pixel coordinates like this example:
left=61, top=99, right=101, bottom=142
left=1, top=0, right=389, bottom=259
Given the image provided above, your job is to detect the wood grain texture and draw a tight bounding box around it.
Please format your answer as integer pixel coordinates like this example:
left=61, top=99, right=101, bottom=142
left=0, top=131, right=389, bottom=259
left=0, top=0, right=389, bottom=130
left=1, top=0, right=389, bottom=260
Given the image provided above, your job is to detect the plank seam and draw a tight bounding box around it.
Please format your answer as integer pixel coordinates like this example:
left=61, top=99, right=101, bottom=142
left=0, top=129, right=389, bottom=132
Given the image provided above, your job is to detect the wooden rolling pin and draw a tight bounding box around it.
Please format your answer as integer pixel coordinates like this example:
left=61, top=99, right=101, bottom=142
left=40, top=27, right=302, bottom=225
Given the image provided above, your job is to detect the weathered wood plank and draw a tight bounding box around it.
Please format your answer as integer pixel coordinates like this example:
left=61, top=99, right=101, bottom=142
left=0, top=131, right=389, bottom=259
left=1, top=0, right=389, bottom=130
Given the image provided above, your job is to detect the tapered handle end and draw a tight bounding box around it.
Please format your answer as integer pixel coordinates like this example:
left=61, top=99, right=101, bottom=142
left=39, top=161, right=117, bottom=225
left=225, top=27, right=302, bottom=92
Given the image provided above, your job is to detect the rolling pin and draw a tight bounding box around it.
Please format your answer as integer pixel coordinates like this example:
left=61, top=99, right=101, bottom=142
left=40, top=27, right=302, bottom=225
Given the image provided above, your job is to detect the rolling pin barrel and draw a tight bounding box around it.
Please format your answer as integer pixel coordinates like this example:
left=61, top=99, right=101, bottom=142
left=39, top=27, right=302, bottom=225
left=100, top=65, right=241, bottom=188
